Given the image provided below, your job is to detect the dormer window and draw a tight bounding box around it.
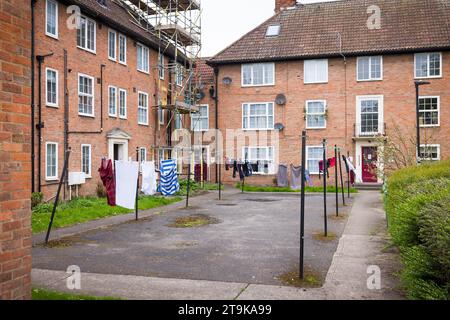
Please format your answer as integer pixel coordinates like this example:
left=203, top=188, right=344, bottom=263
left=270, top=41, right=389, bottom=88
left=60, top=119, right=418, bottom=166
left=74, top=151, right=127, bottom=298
left=266, top=25, right=281, bottom=37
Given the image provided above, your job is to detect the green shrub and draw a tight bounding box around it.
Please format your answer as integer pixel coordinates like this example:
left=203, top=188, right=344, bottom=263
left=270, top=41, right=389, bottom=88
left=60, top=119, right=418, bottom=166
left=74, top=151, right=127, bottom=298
left=31, top=192, right=43, bottom=208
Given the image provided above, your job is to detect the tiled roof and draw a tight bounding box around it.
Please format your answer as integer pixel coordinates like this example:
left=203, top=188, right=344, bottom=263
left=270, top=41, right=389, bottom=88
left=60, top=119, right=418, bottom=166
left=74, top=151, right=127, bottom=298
left=59, top=0, right=186, bottom=64
left=208, top=0, right=450, bottom=65
left=196, top=58, right=215, bottom=85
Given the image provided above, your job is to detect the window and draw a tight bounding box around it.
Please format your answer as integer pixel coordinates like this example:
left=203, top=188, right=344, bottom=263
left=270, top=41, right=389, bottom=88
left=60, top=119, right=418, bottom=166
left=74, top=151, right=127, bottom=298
left=419, top=96, right=440, bottom=127
left=266, top=25, right=281, bottom=37
left=138, top=92, right=148, bottom=125
left=158, top=54, right=164, bottom=79
left=419, top=145, right=440, bottom=161
left=242, top=63, right=275, bottom=86
left=304, top=59, right=328, bottom=84
left=108, top=86, right=117, bottom=117
left=137, top=43, right=149, bottom=73
left=306, top=146, right=324, bottom=174
left=78, top=74, right=94, bottom=116
left=46, top=68, right=58, bottom=107
left=415, top=53, right=442, bottom=78
left=242, top=102, right=274, bottom=130
left=119, top=89, right=127, bottom=119
left=46, top=0, right=58, bottom=38
left=81, top=144, right=92, bottom=178
left=118, top=34, right=127, bottom=64
left=306, top=100, right=326, bottom=129
left=158, top=107, right=164, bottom=125
left=243, top=146, right=274, bottom=174
left=108, top=30, right=116, bottom=61
left=176, top=64, right=183, bottom=86
left=77, top=16, right=96, bottom=53
left=175, top=112, right=183, bottom=129
left=139, top=147, right=147, bottom=163
left=191, top=105, right=209, bottom=131
left=357, top=96, right=383, bottom=136
left=357, top=56, right=382, bottom=81
left=45, top=142, right=58, bottom=180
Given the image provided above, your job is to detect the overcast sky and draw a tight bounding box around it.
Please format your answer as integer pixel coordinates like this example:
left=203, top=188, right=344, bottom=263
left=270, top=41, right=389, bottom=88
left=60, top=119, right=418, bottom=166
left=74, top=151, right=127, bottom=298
left=201, top=0, right=338, bottom=57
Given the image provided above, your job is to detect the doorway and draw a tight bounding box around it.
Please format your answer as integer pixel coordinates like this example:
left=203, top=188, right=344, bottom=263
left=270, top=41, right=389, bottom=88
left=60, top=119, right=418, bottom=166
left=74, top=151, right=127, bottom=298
left=113, top=143, right=125, bottom=162
left=361, top=146, right=378, bottom=183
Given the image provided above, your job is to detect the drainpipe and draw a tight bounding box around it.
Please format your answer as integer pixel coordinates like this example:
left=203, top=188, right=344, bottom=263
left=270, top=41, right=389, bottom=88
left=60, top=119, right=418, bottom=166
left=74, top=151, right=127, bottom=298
left=31, top=0, right=36, bottom=193
left=36, top=52, right=54, bottom=193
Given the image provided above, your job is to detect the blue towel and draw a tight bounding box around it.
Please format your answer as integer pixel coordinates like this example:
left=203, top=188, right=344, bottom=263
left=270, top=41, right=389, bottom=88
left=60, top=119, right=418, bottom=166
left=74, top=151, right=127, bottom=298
left=159, top=159, right=180, bottom=196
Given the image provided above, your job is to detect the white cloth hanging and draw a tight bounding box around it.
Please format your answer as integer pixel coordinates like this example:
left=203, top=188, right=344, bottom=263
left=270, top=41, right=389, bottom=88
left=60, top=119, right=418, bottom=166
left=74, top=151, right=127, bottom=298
left=345, top=157, right=362, bottom=183
left=115, top=160, right=139, bottom=210
left=141, top=161, right=157, bottom=196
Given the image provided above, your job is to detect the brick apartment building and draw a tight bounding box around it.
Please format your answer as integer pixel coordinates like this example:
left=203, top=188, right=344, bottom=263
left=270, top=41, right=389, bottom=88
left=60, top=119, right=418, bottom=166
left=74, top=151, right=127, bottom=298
left=208, top=0, right=450, bottom=186
left=32, top=0, right=197, bottom=199
left=0, top=0, right=32, bottom=299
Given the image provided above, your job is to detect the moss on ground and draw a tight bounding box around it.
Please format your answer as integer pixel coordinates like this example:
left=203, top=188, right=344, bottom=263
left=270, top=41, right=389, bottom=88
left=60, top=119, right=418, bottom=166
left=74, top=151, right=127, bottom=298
left=277, top=267, right=323, bottom=288
left=168, top=214, right=220, bottom=228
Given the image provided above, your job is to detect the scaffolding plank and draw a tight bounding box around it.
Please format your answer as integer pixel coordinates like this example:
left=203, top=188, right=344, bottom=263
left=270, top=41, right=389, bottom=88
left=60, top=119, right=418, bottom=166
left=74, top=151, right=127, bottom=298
left=156, top=24, right=200, bottom=46
left=128, top=0, right=156, bottom=14
left=157, top=0, right=200, bottom=12
left=156, top=101, right=199, bottom=114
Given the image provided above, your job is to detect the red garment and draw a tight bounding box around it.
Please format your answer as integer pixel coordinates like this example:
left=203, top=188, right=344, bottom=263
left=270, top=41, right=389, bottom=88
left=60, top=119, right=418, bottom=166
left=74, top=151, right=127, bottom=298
left=350, top=170, right=355, bottom=185
left=98, top=159, right=116, bottom=206
left=328, top=157, right=336, bottom=168
left=319, top=160, right=324, bottom=171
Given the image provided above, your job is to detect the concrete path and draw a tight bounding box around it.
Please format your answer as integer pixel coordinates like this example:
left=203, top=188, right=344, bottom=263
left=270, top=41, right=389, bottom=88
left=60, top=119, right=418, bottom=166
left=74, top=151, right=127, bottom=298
left=32, top=190, right=404, bottom=300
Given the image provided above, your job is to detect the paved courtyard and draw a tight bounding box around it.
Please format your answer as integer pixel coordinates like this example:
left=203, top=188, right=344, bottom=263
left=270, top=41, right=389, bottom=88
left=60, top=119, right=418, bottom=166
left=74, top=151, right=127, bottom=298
left=33, top=191, right=353, bottom=286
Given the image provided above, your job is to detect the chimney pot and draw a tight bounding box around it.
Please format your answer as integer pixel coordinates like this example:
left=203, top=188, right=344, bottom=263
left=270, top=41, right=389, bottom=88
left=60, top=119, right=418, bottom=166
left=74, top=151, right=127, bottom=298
left=275, top=0, right=297, bottom=13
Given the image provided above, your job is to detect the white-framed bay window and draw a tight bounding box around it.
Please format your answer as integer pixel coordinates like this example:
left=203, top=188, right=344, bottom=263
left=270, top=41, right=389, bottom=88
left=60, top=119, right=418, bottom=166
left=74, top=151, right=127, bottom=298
left=357, top=56, right=382, bottom=81
left=242, top=102, right=274, bottom=130
left=108, top=85, right=117, bottom=117
left=243, top=146, right=274, bottom=175
left=118, top=34, right=127, bottom=64
left=418, top=96, right=440, bottom=127
left=419, top=144, right=440, bottom=161
left=306, top=100, right=326, bottom=129
left=46, top=68, right=58, bottom=107
left=77, top=16, right=96, bottom=53
left=137, top=43, right=149, bottom=73
left=45, top=142, right=58, bottom=180
left=191, top=105, right=209, bottom=131
left=108, top=29, right=117, bottom=61
left=415, top=52, right=442, bottom=78
left=242, top=63, right=275, bottom=87
left=81, top=144, right=92, bottom=178
left=304, top=59, right=328, bottom=84
left=138, top=91, right=148, bottom=125
left=78, top=74, right=94, bottom=117
left=306, top=146, right=324, bottom=174
left=45, top=0, right=58, bottom=39
left=118, top=88, right=127, bottom=119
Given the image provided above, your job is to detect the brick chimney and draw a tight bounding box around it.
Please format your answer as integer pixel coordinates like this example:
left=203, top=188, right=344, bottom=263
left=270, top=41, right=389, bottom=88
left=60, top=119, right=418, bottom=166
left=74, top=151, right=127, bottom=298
left=275, top=0, right=297, bottom=13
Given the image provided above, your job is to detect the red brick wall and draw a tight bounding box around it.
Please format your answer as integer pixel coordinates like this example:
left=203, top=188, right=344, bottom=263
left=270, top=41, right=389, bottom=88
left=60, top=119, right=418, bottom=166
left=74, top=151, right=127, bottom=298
left=0, top=0, right=32, bottom=300
left=215, top=52, right=450, bottom=186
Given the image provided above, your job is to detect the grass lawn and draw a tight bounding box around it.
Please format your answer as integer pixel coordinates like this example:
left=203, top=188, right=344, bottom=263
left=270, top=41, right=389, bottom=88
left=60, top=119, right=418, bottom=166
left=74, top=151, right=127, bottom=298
left=32, top=195, right=182, bottom=234
left=32, top=288, right=119, bottom=300
left=235, top=183, right=357, bottom=194
left=177, top=179, right=222, bottom=196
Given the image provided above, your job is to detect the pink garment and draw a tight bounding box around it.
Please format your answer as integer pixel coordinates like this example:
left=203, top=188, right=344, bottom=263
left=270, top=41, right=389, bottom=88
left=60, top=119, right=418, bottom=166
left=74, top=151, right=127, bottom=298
left=98, top=159, right=116, bottom=206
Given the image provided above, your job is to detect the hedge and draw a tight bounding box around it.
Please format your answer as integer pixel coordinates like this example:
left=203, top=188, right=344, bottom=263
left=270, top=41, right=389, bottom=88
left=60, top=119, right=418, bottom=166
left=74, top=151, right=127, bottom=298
left=385, top=160, right=450, bottom=300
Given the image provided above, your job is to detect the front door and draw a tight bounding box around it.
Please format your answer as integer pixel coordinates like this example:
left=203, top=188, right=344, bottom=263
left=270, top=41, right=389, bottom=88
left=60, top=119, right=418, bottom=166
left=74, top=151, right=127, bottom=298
left=362, top=147, right=378, bottom=183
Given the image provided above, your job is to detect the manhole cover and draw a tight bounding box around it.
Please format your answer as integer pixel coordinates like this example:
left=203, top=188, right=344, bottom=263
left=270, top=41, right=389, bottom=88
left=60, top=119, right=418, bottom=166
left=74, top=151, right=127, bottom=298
left=216, top=203, right=237, bottom=206
left=245, top=199, right=279, bottom=203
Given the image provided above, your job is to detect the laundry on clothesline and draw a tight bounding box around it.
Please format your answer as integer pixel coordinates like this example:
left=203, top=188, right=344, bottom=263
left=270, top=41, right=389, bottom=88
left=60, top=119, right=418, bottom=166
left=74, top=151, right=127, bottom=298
left=141, top=161, right=157, bottom=196
left=342, top=155, right=361, bottom=184
left=98, top=158, right=116, bottom=206
left=289, top=165, right=313, bottom=190
left=115, top=160, right=139, bottom=210
left=277, top=164, right=289, bottom=187
left=231, top=160, right=254, bottom=181
left=159, top=159, right=180, bottom=196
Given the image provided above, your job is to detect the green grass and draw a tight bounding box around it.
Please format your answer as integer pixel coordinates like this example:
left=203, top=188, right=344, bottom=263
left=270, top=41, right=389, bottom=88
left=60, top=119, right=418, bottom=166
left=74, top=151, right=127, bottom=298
left=177, top=179, right=222, bottom=196
left=235, top=183, right=357, bottom=194
left=32, top=195, right=182, bottom=234
left=32, top=288, right=119, bottom=300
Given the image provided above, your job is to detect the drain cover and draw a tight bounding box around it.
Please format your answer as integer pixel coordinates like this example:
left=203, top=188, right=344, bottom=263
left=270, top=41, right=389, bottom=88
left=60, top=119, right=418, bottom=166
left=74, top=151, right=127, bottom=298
left=245, top=199, right=279, bottom=203
left=216, top=203, right=237, bottom=206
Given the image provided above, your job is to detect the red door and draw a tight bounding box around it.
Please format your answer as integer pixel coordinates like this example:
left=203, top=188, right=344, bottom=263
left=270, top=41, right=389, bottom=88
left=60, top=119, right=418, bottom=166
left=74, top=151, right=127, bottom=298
left=362, top=147, right=378, bottom=183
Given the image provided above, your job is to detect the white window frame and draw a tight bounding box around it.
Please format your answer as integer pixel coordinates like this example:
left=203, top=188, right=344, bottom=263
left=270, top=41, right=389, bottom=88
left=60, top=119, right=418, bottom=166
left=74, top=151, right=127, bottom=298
left=176, top=64, right=183, bottom=86
left=242, top=102, right=274, bottom=130
left=306, top=145, right=324, bottom=175
left=418, top=96, right=440, bottom=127
left=241, top=63, right=275, bottom=87
left=419, top=144, right=441, bottom=161
left=191, top=105, right=209, bottom=132
left=45, top=0, right=58, bottom=39
left=158, top=107, right=165, bottom=125
left=118, top=88, right=127, bottom=119
left=138, top=91, right=149, bottom=125
left=242, top=146, right=275, bottom=175
left=357, top=56, right=383, bottom=81
left=77, top=15, right=96, bottom=54
left=45, top=67, right=58, bottom=108
left=305, top=100, right=327, bottom=129
left=81, top=144, right=92, bottom=178
left=45, top=142, right=58, bottom=181
left=137, top=43, right=149, bottom=74
left=414, top=52, right=442, bottom=79
left=304, top=59, right=328, bottom=84
left=158, top=54, right=164, bottom=80
left=118, top=34, right=127, bottom=65
left=139, top=147, right=147, bottom=163
left=108, top=29, right=117, bottom=61
left=78, top=73, right=95, bottom=117
left=356, top=95, right=384, bottom=135
left=108, top=85, right=117, bottom=117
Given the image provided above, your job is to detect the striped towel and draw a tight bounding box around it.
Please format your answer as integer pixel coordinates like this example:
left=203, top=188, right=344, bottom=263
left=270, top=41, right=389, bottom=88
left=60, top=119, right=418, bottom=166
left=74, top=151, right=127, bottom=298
left=159, top=159, right=180, bottom=196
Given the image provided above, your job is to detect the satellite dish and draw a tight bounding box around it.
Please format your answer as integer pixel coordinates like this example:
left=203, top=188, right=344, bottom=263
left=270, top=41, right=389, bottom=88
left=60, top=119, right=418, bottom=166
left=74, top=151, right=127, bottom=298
left=274, top=123, right=285, bottom=131
left=222, top=77, right=232, bottom=85
left=275, top=94, right=287, bottom=106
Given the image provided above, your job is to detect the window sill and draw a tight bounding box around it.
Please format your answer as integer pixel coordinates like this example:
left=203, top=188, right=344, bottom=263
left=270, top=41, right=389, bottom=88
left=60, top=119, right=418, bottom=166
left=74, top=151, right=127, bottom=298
left=119, top=116, right=127, bottom=120
left=356, top=78, right=383, bottom=82
left=45, top=33, right=58, bottom=40
left=119, top=61, right=127, bottom=66
left=241, top=84, right=275, bottom=88
left=109, top=114, right=117, bottom=118
left=137, top=69, right=150, bottom=75
left=414, top=75, right=442, bottom=80
left=77, top=46, right=96, bottom=55
left=138, top=122, right=149, bottom=126
left=46, top=104, right=59, bottom=108
left=419, top=124, right=440, bottom=128
left=242, top=128, right=275, bottom=131
left=79, top=113, right=95, bottom=118
left=108, top=57, right=117, bottom=62
left=304, top=81, right=329, bottom=85
left=306, top=127, right=327, bottom=130
left=45, top=177, right=59, bottom=182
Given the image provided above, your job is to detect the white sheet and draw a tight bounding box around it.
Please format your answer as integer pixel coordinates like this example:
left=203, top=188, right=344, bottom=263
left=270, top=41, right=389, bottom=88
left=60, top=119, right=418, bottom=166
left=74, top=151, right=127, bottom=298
left=115, top=160, right=139, bottom=210
left=141, top=161, right=157, bottom=196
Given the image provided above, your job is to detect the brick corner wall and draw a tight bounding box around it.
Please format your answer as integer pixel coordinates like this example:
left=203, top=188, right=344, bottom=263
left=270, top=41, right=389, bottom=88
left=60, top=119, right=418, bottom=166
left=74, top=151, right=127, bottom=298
left=0, top=0, right=32, bottom=300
